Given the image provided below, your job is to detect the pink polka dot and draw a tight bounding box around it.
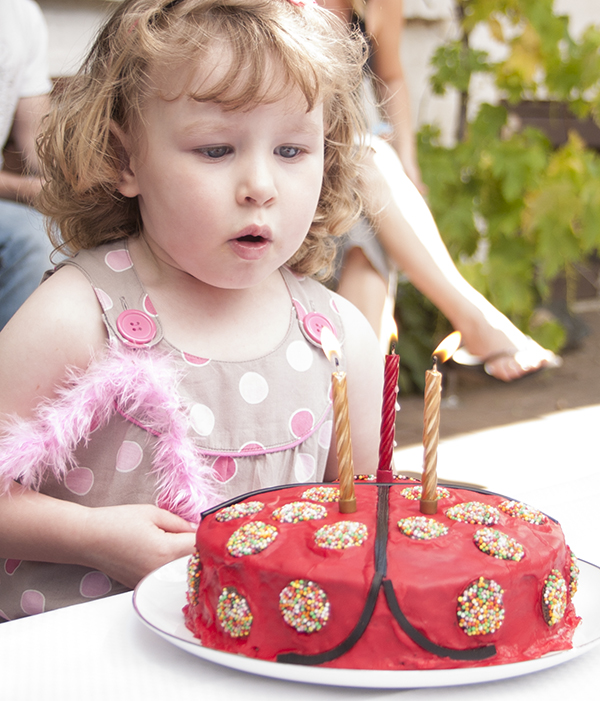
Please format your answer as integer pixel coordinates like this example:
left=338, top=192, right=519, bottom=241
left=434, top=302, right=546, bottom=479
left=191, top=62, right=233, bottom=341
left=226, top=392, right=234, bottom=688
left=289, top=409, right=315, bottom=438
left=330, top=297, right=340, bottom=314
left=65, top=467, right=94, bottom=496
left=240, top=441, right=265, bottom=453
left=21, top=590, right=45, bottom=616
left=80, top=571, right=112, bottom=599
left=182, top=352, right=210, bottom=367
left=115, top=441, right=143, bottom=473
left=105, top=249, right=133, bottom=272
left=4, top=559, right=21, bottom=575
left=94, top=287, right=113, bottom=311
left=294, top=453, right=316, bottom=482
left=142, top=294, right=157, bottom=316
left=0, top=609, right=11, bottom=622
left=212, top=456, right=237, bottom=483
left=292, top=298, right=307, bottom=321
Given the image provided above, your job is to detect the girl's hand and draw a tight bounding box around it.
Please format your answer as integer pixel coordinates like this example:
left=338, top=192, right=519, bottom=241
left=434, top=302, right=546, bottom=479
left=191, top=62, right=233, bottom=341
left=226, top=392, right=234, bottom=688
left=83, top=504, right=196, bottom=589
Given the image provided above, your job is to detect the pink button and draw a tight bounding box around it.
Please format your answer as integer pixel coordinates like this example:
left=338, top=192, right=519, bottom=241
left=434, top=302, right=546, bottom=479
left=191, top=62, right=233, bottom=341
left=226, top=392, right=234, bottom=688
left=116, top=309, right=157, bottom=345
left=302, top=312, right=336, bottom=346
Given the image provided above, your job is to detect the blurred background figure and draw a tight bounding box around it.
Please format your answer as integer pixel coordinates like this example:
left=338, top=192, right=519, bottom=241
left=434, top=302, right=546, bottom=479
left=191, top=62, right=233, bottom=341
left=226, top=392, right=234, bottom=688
left=322, top=0, right=559, bottom=381
left=0, top=0, right=53, bottom=330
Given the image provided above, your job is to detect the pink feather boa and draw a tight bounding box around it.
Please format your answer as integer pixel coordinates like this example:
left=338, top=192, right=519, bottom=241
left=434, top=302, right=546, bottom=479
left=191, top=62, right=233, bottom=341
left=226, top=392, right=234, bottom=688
left=0, top=343, right=221, bottom=521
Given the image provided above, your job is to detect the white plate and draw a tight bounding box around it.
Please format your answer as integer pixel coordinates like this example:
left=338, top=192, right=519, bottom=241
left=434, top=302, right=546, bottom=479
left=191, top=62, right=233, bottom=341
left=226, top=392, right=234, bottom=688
left=133, top=557, right=600, bottom=689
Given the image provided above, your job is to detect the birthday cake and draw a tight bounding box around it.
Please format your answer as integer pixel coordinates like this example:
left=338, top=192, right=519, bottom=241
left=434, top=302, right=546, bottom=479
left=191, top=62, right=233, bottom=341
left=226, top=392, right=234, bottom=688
left=183, top=479, right=580, bottom=670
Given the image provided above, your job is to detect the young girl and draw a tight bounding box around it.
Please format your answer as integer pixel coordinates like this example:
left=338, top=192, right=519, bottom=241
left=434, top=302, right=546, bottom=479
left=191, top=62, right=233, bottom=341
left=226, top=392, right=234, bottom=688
left=0, top=0, right=383, bottom=620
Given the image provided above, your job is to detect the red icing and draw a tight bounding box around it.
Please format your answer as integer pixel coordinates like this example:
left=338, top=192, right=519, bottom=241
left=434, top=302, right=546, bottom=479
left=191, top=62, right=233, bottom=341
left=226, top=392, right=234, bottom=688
left=184, top=482, right=580, bottom=670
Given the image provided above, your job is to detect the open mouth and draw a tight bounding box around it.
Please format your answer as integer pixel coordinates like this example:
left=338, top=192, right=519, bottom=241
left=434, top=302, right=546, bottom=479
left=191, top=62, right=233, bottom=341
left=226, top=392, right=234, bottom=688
left=237, top=234, right=266, bottom=244
left=230, top=226, right=272, bottom=260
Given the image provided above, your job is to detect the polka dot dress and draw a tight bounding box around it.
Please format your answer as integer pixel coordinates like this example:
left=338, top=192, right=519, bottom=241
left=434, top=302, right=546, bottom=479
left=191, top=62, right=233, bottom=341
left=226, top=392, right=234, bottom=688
left=0, top=240, right=342, bottom=621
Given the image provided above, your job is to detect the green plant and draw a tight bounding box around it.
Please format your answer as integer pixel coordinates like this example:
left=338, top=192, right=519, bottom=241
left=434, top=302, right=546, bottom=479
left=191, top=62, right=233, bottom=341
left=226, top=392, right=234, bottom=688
left=399, top=0, right=600, bottom=393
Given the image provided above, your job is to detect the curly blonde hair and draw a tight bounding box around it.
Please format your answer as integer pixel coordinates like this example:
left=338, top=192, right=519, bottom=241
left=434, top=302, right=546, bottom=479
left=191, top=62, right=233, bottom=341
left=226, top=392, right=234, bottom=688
left=38, top=0, right=368, bottom=279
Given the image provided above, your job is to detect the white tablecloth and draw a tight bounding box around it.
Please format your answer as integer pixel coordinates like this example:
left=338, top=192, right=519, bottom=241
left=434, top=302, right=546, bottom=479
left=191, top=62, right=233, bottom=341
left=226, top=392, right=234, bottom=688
left=2, top=405, right=599, bottom=701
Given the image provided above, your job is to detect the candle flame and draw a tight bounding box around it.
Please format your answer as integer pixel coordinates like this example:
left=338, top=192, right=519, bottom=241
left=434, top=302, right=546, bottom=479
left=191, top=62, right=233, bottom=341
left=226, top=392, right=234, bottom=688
left=432, top=331, right=462, bottom=363
left=382, top=316, right=398, bottom=353
left=321, top=326, right=342, bottom=362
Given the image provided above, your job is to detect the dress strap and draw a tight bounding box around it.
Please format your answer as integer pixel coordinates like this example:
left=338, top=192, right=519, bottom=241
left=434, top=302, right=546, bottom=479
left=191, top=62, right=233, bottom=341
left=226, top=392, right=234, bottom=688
left=56, top=240, right=165, bottom=349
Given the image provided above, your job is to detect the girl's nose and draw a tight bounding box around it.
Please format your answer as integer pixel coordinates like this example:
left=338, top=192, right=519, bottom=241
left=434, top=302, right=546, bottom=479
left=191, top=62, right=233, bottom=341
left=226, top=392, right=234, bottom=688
left=236, top=157, right=277, bottom=207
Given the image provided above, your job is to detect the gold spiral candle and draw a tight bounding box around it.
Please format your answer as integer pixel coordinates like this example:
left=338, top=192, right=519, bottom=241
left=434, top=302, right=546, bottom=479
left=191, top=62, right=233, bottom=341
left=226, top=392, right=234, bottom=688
left=332, top=370, right=356, bottom=513
left=420, top=366, right=442, bottom=514
left=420, top=331, right=461, bottom=515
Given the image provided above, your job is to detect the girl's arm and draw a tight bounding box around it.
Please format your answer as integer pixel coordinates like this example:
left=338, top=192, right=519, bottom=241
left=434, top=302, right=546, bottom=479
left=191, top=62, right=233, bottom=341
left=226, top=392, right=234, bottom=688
left=0, top=484, right=195, bottom=589
left=324, top=294, right=384, bottom=480
left=0, top=267, right=195, bottom=587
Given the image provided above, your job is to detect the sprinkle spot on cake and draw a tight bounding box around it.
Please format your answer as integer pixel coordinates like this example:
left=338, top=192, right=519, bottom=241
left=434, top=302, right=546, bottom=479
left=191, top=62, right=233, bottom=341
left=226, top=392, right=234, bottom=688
left=498, top=500, right=548, bottom=525
left=302, top=486, right=340, bottom=503
left=570, top=554, right=580, bottom=598
left=457, top=577, right=505, bottom=636
left=279, top=580, right=330, bottom=633
left=446, top=502, right=501, bottom=525
left=226, top=522, right=278, bottom=557
left=315, top=522, right=368, bottom=549
left=400, top=486, right=450, bottom=501
left=272, top=501, right=327, bottom=523
left=186, top=551, right=202, bottom=607
left=542, top=570, right=567, bottom=626
left=473, top=528, right=525, bottom=561
left=215, top=501, right=265, bottom=522
left=217, top=588, right=253, bottom=637
left=397, top=516, right=449, bottom=540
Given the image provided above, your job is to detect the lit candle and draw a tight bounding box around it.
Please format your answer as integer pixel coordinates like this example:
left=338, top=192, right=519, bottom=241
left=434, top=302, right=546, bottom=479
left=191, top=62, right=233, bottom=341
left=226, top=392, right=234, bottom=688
left=420, top=331, right=461, bottom=515
left=321, top=328, right=356, bottom=514
left=377, top=331, right=400, bottom=482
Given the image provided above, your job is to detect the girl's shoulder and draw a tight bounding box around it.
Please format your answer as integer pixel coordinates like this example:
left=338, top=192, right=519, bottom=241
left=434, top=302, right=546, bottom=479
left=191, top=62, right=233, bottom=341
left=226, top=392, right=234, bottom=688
left=0, top=262, right=107, bottom=419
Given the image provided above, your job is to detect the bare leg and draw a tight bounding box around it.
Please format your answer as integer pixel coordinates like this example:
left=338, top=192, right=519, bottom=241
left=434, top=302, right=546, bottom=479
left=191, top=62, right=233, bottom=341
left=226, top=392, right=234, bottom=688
left=336, top=246, right=389, bottom=341
left=359, top=136, right=559, bottom=380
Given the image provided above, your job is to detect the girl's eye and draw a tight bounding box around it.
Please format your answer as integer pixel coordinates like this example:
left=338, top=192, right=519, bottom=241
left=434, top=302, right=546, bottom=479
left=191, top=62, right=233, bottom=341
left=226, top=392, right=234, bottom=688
left=198, top=146, right=232, bottom=159
left=276, top=146, right=302, bottom=159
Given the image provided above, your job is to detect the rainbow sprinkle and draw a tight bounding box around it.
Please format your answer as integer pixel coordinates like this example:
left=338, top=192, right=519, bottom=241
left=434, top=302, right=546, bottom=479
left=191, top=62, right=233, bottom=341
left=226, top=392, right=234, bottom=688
left=542, top=570, right=567, bottom=626
left=498, top=500, right=547, bottom=525
left=473, top=528, right=525, bottom=561
left=186, top=551, right=202, bottom=607
left=272, top=501, right=327, bottom=523
left=457, top=577, right=505, bottom=636
left=216, top=588, right=253, bottom=637
left=397, top=516, right=449, bottom=540
left=279, top=580, right=330, bottom=633
left=215, top=501, right=265, bottom=522
left=400, top=486, right=450, bottom=501
left=446, top=502, right=501, bottom=525
left=302, top=486, right=340, bottom=503
left=226, top=521, right=278, bottom=557
left=570, top=554, right=580, bottom=598
left=314, top=522, right=368, bottom=549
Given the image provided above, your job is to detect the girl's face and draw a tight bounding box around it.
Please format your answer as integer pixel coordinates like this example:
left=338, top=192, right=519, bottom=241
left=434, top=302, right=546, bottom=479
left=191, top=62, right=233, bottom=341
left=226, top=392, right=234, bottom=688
left=117, top=58, right=325, bottom=291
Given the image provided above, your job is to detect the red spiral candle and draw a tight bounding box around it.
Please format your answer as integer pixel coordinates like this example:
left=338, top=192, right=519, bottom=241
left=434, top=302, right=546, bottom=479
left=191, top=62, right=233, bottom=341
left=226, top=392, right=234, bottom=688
left=377, top=348, right=400, bottom=482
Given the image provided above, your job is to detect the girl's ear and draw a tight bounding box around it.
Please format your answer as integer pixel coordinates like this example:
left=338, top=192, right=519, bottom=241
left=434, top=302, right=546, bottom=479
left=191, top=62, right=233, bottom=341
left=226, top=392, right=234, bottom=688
left=110, top=121, right=140, bottom=198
